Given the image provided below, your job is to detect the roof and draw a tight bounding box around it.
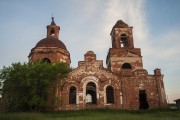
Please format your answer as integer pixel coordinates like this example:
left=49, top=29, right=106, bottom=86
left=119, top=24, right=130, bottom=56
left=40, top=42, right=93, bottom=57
left=50, top=17, right=56, bottom=25
left=110, top=20, right=130, bottom=35
left=35, top=38, right=67, bottom=50
left=113, top=20, right=129, bottom=28
left=85, top=51, right=95, bottom=55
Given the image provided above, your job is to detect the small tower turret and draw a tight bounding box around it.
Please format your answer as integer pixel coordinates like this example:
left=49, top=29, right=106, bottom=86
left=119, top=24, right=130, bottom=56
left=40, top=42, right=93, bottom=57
left=46, top=17, right=60, bottom=39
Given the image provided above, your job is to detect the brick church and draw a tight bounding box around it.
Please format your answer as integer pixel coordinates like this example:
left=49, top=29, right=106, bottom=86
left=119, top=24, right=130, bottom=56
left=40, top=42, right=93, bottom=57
left=28, top=17, right=167, bottom=110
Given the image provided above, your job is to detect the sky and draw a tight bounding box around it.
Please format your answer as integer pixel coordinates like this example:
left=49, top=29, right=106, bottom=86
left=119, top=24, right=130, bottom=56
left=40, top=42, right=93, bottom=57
left=0, top=0, right=180, bottom=103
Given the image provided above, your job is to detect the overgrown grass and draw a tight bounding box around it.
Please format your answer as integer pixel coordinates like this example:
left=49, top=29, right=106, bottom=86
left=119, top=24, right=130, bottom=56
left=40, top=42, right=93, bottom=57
left=0, top=109, right=180, bottom=120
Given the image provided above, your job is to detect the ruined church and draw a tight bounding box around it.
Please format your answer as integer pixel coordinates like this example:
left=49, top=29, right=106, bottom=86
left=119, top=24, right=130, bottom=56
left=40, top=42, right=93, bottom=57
left=28, top=18, right=167, bottom=110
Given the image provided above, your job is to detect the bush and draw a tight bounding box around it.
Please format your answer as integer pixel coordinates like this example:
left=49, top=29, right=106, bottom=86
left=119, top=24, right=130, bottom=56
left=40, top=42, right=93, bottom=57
left=0, top=62, right=71, bottom=112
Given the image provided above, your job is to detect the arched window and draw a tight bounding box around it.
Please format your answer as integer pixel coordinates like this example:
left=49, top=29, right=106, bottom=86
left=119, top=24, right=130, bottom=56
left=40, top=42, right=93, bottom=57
left=86, top=82, right=97, bottom=104
left=106, top=86, right=114, bottom=103
left=122, top=63, right=132, bottom=69
left=42, top=58, right=51, bottom=63
left=50, top=28, right=55, bottom=36
left=120, top=34, right=129, bottom=47
left=69, top=86, right=76, bottom=104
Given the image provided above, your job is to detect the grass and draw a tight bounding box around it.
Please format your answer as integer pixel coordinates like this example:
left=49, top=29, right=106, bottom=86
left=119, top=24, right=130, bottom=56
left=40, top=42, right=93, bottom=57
left=0, top=109, right=180, bottom=120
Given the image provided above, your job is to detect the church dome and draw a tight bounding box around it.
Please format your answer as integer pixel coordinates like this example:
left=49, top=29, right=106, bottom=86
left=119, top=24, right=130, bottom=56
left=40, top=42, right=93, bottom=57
left=35, top=38, right=67, bottom=50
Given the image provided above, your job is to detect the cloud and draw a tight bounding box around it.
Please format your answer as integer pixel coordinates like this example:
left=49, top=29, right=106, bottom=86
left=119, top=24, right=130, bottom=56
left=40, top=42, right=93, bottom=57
left=143, top=27, right=180, bottom=71
left=144, top=28, right=180, bottom=103
left=85, top=0, right=148, bottom=63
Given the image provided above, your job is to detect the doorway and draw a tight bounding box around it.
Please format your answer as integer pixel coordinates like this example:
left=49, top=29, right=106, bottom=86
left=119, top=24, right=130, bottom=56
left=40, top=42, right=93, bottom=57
left=139, top=90, right=149, bottom=109
left=86, top=82, right=97, bottom=104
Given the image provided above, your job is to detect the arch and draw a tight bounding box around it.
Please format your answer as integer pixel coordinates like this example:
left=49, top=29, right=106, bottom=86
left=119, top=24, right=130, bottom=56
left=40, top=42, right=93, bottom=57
left=42, top=58, right=51, bottom=63
left=69, top=86, right=76, bottom=104
left=81, top=76, right=99, bottom=85
left=86, top=82, right=97, bottom=104
left=81, top=76, right=99, bottom=105
left=122, top=63, right=132, bottom=69
left=106, top=86, right=114, bottom=103
left=120, top=34, right=129, bottom=47
left=139, top=84, right=145, bottom=90
left=50, top=28, right=55, bottom=36
left=138, top=85, right=149, bottom=110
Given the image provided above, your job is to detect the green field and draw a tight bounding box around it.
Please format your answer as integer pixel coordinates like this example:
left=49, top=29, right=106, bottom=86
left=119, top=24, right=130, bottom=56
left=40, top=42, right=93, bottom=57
left=0, top=109, right=180, bottom=120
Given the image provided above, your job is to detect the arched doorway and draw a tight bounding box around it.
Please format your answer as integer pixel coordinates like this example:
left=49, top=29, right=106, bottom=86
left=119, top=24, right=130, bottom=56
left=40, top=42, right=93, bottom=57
left=86, top=82, right=97, bottom=104
left=139, top=90, right=149, bottom=109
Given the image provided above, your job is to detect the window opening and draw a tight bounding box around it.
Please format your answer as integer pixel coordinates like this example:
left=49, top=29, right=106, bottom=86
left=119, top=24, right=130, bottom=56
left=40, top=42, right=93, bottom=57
left=120, top=34, right=129, bottom=47
left=50, top=28, right=55, bottom=36
left=106, top=86, right=114, bottom=103
left=42, top=58, right=51, bottom=63
left=122, top=63, right=132, bottom=69
left=69, top=86, right=76, bottom=104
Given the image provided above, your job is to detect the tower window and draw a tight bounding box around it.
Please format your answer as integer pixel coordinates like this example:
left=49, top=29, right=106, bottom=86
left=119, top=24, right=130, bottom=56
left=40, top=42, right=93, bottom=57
left=120, top=34, right=129, bottom=47
left=122, top=63, right=132, bottom=69
left=42, top=58, right=51, bottom=63
left=50, top=28, right=55, bottom=36
left=106, top=86, right=114, bottom=103
left=69, top=86, right=76, bottom=104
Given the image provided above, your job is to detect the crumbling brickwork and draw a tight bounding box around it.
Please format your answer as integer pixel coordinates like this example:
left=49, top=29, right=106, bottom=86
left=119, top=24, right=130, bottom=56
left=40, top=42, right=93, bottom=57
left=56, top=51, right=122, bottom=110
left=29, top=19, right=167, bottom=110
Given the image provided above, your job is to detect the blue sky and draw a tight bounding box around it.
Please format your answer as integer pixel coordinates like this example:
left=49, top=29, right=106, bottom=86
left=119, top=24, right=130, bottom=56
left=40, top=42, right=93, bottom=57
left=0, top=0, right=180, bottom=103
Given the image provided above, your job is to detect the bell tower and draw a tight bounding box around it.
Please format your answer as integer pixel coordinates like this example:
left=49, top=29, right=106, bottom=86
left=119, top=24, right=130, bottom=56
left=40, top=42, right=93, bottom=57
left=111, top=20, right=134, bottom=49
left=47, top=17, right=60, bottom=39
left=106, top=20, right=143, bottom=74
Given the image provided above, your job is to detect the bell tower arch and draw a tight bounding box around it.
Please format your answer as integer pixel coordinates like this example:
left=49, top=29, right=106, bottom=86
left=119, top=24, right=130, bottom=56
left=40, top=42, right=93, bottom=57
left=111, top=20, right=134, bottom=49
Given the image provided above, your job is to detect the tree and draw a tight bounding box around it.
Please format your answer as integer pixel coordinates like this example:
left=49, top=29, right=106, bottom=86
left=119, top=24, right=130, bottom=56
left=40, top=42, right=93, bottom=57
left=0, top=62, right=71, bottom=112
